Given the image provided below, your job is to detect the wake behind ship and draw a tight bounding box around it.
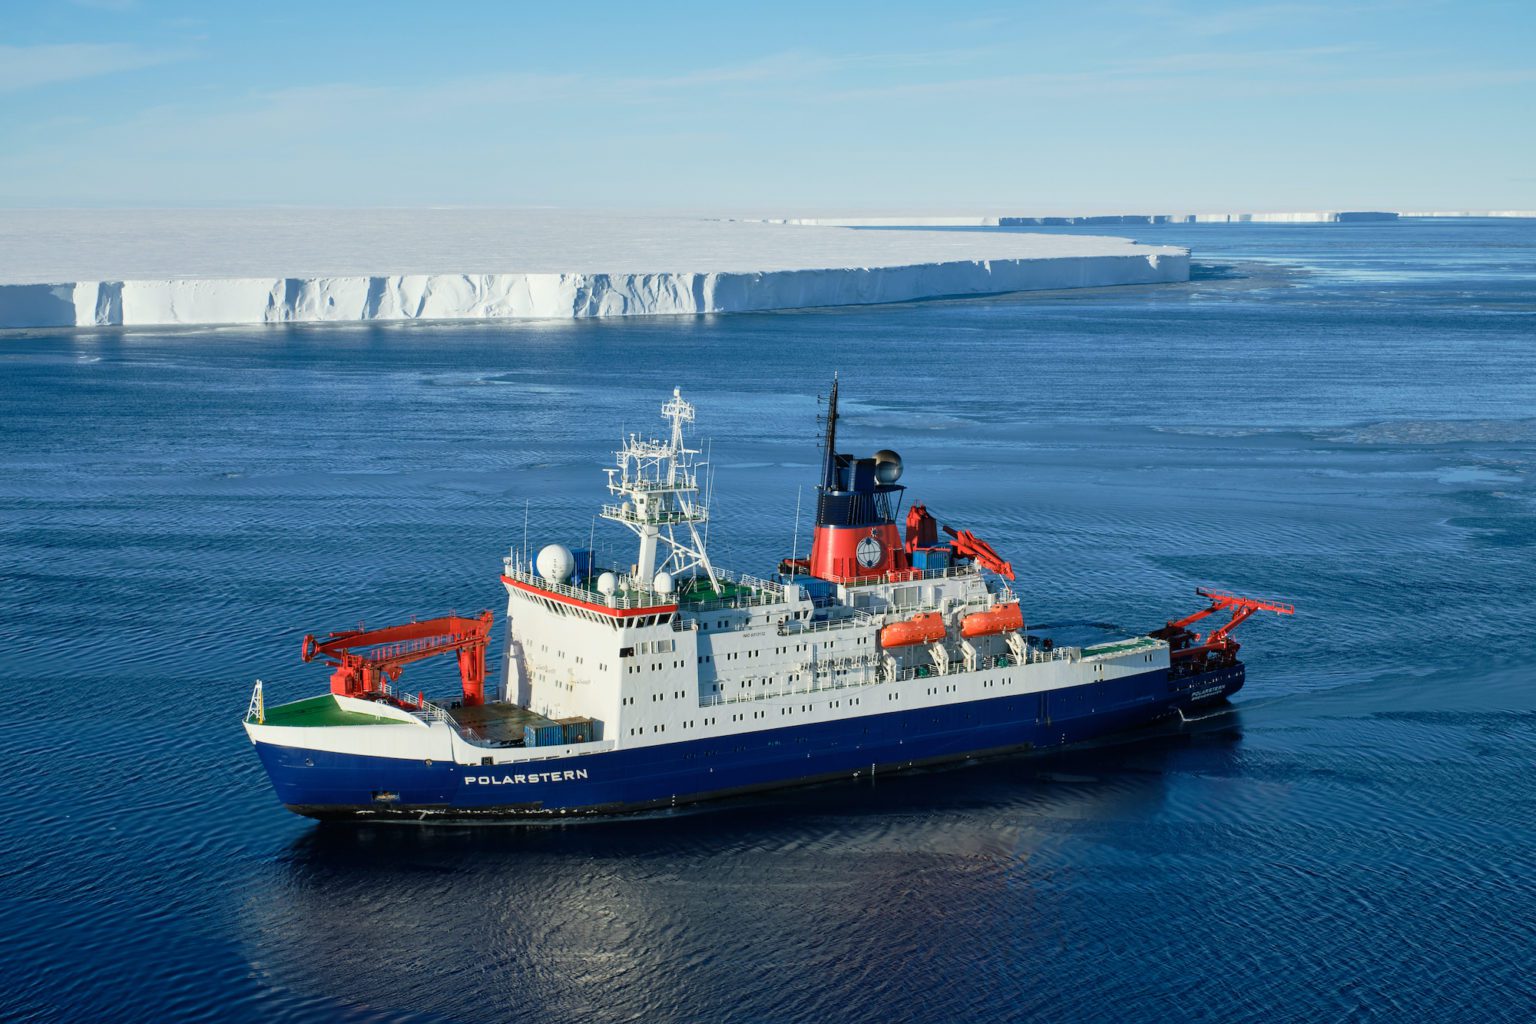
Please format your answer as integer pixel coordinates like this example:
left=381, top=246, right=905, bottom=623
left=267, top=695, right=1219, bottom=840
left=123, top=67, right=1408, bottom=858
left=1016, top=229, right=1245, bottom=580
left=244, top=382, right=1291, bottom=820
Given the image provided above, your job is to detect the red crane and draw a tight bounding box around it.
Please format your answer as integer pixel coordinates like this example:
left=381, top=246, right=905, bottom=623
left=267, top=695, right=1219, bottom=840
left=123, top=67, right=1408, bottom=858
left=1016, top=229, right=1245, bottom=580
left=905, top=503, right=940, bottom=552
left=1151, top=588, right=1294, bottom=671
left=301, top=611, right=495, bottom=707
left=942, top=524, right=1015, bottom=580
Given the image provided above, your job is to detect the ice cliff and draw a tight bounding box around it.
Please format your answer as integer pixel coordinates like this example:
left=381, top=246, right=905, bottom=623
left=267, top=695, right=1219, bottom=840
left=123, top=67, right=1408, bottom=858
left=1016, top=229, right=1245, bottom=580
left=764, top=211, right=1405, bottom=227
left=0, top=211, right=1189, bottom=329
left=0, top=254, right=1187, bottom=328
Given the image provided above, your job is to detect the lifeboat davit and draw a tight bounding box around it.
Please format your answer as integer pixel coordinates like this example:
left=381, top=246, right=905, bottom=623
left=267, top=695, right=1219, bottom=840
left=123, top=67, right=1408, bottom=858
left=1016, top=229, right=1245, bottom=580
left=880, top=611, right=946, bottom=648
left=960, top=602, right=1023, bottom=638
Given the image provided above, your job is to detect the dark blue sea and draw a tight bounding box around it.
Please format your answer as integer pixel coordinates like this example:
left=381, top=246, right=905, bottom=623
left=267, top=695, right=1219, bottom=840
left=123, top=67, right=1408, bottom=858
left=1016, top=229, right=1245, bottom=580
left=2, top=219, right=1533, bottom=1023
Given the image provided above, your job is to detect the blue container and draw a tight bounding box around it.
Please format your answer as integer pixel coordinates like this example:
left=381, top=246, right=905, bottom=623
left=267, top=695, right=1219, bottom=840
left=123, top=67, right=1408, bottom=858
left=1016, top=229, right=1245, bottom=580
left=795, top=577, right=837, bottom=601
left=556, top=717, right=602, bottom=744
left=523, top=723, right=564, bottom=747
left=567, top=548, right=598, bottom=582
left=911, top=547, right=951, bottom=570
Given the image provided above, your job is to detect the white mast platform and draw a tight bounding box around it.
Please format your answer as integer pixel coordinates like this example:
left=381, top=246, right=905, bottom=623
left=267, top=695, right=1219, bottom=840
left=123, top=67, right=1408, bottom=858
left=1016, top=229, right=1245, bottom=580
left=602, top=388, right=720, bottom=593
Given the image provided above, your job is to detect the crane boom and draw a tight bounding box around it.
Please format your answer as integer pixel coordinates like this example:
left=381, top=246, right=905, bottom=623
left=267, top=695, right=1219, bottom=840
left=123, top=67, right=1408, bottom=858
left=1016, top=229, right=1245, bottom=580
left=941, top=524, right=1015, bottom=580
left=301, top=611, right=494, bottom=706
left=1151, top=588, right=1294, bottom=672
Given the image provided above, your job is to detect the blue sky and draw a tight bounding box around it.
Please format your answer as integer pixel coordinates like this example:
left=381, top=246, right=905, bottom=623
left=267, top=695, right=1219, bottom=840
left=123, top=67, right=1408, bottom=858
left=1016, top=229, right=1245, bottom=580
left=1, top=0, right=1532, bottom=210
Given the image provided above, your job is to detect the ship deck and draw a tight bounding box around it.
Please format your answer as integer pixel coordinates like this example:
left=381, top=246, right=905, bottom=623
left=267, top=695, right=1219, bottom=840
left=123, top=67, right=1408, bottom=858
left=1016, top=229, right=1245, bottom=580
left=444, top=702, right=550, bottom=746
left=261, top=695, right=402, bottom=728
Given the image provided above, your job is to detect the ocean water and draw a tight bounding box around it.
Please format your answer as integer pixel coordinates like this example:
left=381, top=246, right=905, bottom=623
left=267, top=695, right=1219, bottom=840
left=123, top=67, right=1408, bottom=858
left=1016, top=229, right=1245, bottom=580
left=2, top=219, right=1533, bottom=1023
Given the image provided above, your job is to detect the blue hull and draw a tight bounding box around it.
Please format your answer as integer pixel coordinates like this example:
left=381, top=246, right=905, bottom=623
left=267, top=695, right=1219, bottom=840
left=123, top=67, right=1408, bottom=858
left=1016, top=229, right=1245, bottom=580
left=255, top=664, right=1243, bottom=820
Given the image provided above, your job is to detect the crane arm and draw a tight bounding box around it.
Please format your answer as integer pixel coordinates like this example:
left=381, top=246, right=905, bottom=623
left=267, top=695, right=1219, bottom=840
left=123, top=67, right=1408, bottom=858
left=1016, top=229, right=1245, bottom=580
left=1152, top=588, right=1294, bottom=669
left=301, top=611, right=494, bottom=706
left=942, top=524, right=1015, bottom=580
left=1157, top=588, right=1294, bottom=637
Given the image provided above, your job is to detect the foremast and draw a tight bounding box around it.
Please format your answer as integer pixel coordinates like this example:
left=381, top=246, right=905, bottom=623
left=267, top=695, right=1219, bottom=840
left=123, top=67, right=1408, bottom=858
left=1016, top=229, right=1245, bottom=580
left=602, top=388, right=720, bottom=592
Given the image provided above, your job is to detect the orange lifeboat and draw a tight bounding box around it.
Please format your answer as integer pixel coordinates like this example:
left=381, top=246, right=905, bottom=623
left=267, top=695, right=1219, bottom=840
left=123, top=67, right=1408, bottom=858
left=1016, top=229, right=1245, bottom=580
left=879, top=611, right=946, bottom=648
left=960, top=602, right=1023, bottom=638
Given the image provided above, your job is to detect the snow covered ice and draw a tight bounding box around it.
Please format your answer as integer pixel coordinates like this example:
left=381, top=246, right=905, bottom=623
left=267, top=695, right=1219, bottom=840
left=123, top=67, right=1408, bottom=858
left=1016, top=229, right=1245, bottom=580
left=0, top=210, right=1187, bottom=329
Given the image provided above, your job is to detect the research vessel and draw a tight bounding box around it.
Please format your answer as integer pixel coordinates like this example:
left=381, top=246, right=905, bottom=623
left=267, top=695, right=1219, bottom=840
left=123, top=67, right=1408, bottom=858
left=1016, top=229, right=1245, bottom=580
left=244, top=382, right=1291, bottom=820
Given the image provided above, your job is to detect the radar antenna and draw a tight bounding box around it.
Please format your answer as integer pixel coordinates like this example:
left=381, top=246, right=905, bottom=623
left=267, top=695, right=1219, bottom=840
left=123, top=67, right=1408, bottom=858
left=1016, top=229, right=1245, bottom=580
left=601, top=388, right=720, bottom=594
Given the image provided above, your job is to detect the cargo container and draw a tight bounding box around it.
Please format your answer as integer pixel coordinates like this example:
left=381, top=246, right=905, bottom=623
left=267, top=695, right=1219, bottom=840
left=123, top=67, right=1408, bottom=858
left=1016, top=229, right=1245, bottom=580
left=523, top=722, right=565, bottom=747
left=567, top=548, right=599, bottom=582
left=555, top=716, right=602, bottom=744
left=910, top=547, right=952, bottom=570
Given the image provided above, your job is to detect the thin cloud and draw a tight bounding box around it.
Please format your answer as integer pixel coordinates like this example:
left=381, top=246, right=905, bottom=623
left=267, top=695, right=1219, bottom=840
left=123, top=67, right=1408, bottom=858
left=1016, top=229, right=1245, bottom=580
left=1122, top=0, right=1435, bottom=38
left=612, top=46, right=1002, bottom=94
left=1106, top=44, right=1364, bottom=75
left=0, top=42, right=186, bottom=93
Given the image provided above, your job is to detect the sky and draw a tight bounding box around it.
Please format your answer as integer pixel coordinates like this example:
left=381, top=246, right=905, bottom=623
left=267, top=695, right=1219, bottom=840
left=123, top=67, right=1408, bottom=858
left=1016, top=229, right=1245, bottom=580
left=1, top=0, right=1532, bottom=212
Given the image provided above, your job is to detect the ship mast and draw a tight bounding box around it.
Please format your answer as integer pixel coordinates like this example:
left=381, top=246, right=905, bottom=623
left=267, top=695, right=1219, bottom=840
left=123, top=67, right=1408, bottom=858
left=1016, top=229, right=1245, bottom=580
left=819, top=372, right=840, bottom=491
left=602, top=388, right=720, bottom=592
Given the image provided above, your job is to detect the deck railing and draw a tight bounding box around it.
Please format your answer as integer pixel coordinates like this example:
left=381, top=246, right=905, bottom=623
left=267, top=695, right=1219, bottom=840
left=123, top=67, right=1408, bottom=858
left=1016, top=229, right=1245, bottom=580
left=375, top=679, right=453, bottom=724
left=837, top=563, right=983, bottom=588
left=700, top=668, right=880, bottom=707
left=502, top=560, right=674, bottom=611
left=778, top=609, right=873, bottom=636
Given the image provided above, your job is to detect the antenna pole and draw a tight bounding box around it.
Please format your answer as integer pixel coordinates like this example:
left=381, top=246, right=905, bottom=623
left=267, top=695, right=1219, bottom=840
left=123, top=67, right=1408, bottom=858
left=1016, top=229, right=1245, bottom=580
left=820, top=373, right=840, bottom=491
left=789, top=485, right=803, bottom=578
left=522, top=499, right=530, bottom=567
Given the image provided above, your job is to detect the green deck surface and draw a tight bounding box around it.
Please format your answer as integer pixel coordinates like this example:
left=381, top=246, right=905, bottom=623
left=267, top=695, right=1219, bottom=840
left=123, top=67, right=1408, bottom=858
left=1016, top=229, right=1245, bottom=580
left=1082, top=637, right=1160, bottom=658
left=260, top=695, right=401, bottom=727
left=676, top=577, right=757, bottom=604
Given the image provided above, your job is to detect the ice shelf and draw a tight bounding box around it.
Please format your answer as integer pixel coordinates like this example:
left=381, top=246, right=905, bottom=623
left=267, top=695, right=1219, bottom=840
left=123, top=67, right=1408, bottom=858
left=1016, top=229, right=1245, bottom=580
left=760, top=211, right=1406, bottom=226
left=0, top=209, right=1187, bottom=329
left=761, top=209, right=1536, bottom=227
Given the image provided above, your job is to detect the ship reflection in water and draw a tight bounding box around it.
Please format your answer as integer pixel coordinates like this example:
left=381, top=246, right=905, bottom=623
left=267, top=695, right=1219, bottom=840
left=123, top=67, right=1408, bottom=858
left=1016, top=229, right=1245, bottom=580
left=242, top=716, right=1242, bottom=1021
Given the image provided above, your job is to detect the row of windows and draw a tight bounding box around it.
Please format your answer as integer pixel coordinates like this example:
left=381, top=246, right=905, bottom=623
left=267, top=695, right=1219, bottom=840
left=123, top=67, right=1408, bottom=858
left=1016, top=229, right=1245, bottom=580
left=634, top=638, right=676, bottom=655
left=526, top=595, right=677, bottom=630
left=697, top=609, right=810, bottom=633
left=698, top=642, right=814, bottom=665
left=625, top=659, right=685, bottom=674
left=647, top=689, right=687, bottom=702
left=618, top=693, right=879, bottom=741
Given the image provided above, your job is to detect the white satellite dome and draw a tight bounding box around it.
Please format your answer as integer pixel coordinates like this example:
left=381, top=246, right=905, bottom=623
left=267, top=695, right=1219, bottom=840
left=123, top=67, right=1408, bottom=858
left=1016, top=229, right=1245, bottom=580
left=596, top=571, right=618, bottom=596
left=536, top=544, right=575, bottom=584
left=653, top=570, right=675, bottom=596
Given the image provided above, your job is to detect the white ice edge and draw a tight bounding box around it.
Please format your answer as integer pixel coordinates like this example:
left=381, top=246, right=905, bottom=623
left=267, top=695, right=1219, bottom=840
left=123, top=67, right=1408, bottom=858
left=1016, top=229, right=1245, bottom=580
left=761, top=211, right=1397, bottom=226
left=758, top=210, right=1536, bottom=226
left=0, top=253, right=1189, bottom=329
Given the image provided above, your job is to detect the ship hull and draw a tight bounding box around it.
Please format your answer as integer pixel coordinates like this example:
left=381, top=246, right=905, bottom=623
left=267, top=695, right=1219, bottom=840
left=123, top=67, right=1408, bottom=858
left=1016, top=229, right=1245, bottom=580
left=253, top=664, right=1243, bottom=822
